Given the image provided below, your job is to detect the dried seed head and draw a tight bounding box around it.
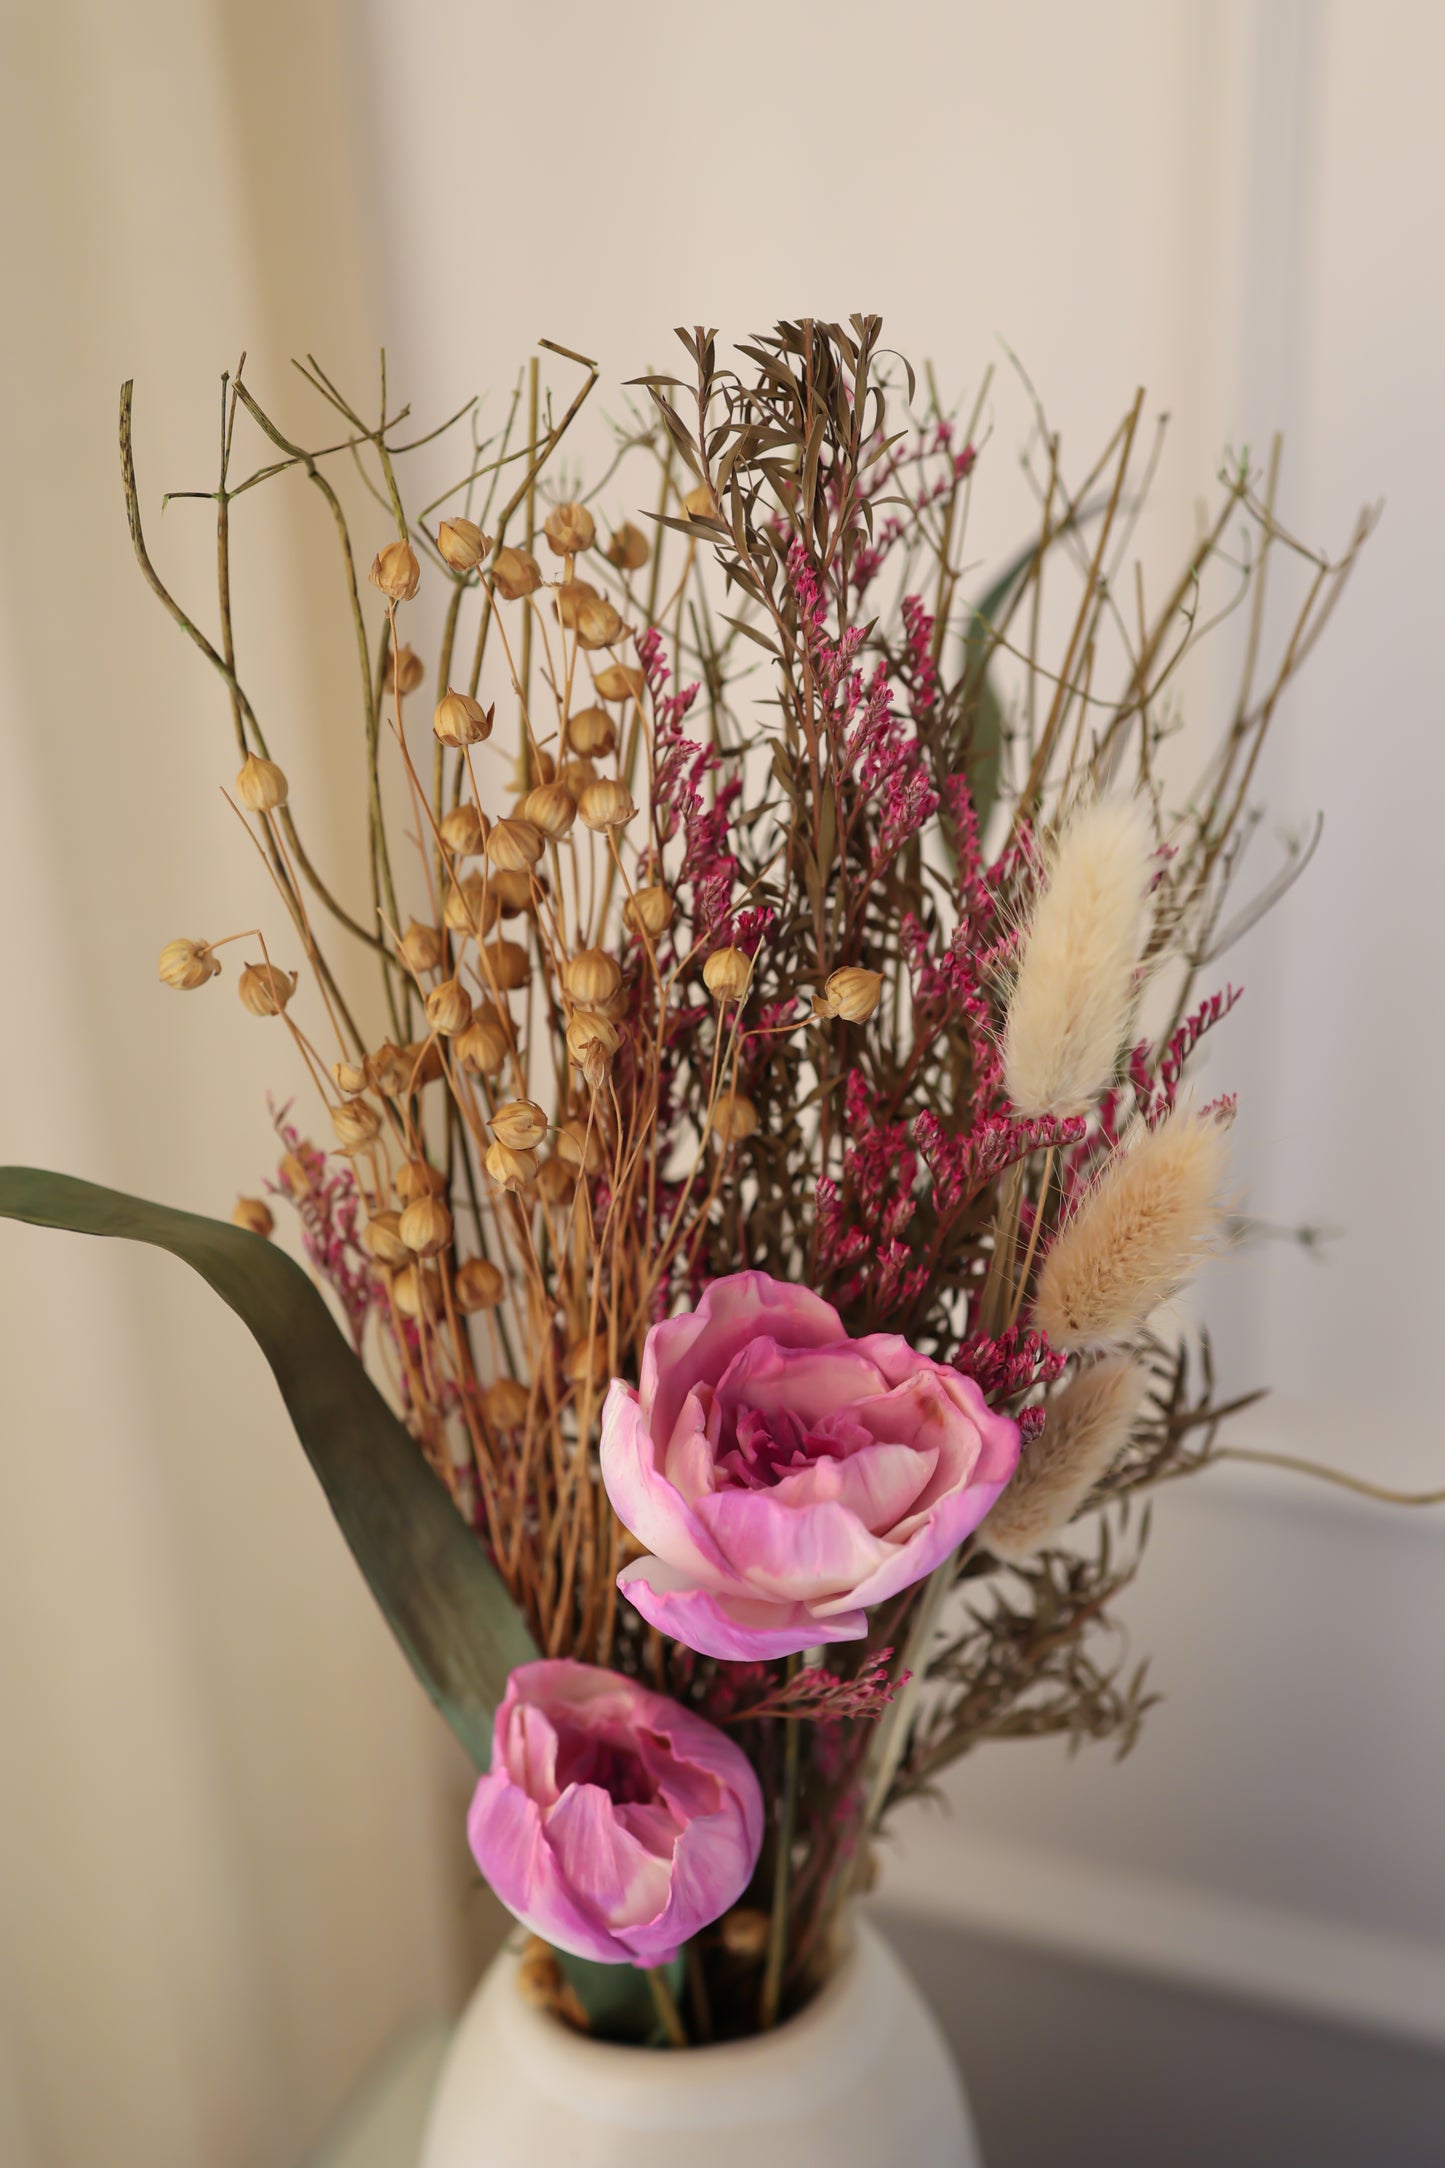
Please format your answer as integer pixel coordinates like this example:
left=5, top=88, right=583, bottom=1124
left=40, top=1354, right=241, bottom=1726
left=479, top=937, right=529, bottom=991
left=231, top=1196, right=274, bottom=1237
left=718, top=1908, right=770, bottom=1959
left=703, top=946, right=751, bottom=1003
left=566, top=1009, right=620, bottom=1085
left=279, top=1150, right=313, bottom=1197
left=365, top=1040, right=412, bottom=1095
left=490, top=1098, right=548, bottom=1151
left=402, top=1038, right=445, bottom=1088
left=577, top=779, right=635, bottom=832
left=524, top=780, right=576, bottom=841
left=565, top=706, right=616, bottom=758
left=424, top=976, right=473, bottom=1035
left=982, top=1355, right=1147, bottom=1564
left=369, top=539, right=420, bottom=601
left=491, top=545, right=542, bottom=600
left=492, top=866, right=541, bottom=917
left=362, top=1210, right=411, bottom=1268
left=575, top=595, right=624, bottom=650
left=399, top=919, right=444, bottom=975
left=711, top=1091, right=758, bottom=1143
left=566, top=948, right=622, bottom=1006
left=605, top=521, right=649, bottom=571
left=330, top=1098, right=380, bottom=1153
left=238, top=962, right=296, bottom=1016
left=391, top=643, right=425, bottom=695
left=682, top=482, right=721, bottom=521
left=390, top=1262, right=439, bottom=1320
left=524, top=748, right=558, bottom=787
left=158, top=937, right=219, bottom=991
left=399, top=1194, right=452, bottom=1258
left=486, top=816, right=544, bottom=872
left=483, top=1378, right=530, bottom=1431
left=439, top=802, right=486, bottom=856
left=592, top=663, right=644, bottom=703
left=236, top=754, right=288, bottom=813
left=561, top=757, right=597, bottom=797
left=435, top=516, right=491, bottom=572
left=454, top=1257, right=505, bottom=1311
left=564, top=1335, right=610, bottom=1389
left=485, top=1139, right=537, bottom=1190
left=444, top=874, right=498, bottom=940
left=331, top=1059, right=368, bottom=1095
left=457, top=1007, right=511, bottom=1074
left=544, top=501, right=597, bottom=556
left=554, top=579, right=600, bottom=630
left=396, top=1158, right=447, bottom=1203
left=556, top=1120, right=603, bottom=1174
left=434, top=688, right=493, bottom=747
left=623, top=884, right=674, bottom=939
left=537, top=1155, right=574, bottom=1205
left=822, top=966, right=883, bottom=1023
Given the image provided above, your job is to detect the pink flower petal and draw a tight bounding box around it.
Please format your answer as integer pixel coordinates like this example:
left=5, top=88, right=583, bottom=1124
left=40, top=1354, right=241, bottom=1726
left=599, top=1381, right=741, bottom=1595
left=466, top=1772, right=633, bottom=1964
left=693, top=1486, right=890, bottom=1603
left=711, top=1337, right=890, bottom=1437
left=768, top=1436, right=938, bottom=1534
left=641, top=1272, right=844, bottom=1444
left=618, top=1555, right=867, bottom=1659
left=545, top=1783, right=675, bottom=1936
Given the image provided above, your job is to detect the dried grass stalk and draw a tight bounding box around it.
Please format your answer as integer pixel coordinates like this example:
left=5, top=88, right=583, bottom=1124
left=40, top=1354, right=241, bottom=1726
left=983, top=1354, right=1146, bottom=1562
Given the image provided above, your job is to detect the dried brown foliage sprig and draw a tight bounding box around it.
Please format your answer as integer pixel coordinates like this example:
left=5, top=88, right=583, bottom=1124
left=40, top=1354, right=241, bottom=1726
left=134, top=319, right=1369, bottom=2031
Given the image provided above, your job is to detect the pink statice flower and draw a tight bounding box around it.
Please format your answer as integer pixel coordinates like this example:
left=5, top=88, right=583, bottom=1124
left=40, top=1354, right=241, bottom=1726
left=467, top=1660, right=763, bottom=1967
left=600, top=1273, right=1020, bottom=1659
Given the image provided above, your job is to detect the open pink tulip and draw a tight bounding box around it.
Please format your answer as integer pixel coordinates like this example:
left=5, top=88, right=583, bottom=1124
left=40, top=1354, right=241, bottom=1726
left=601, top=1272, right=1020, bottom=1659
left=467, top=1659, right=764, bottom=1966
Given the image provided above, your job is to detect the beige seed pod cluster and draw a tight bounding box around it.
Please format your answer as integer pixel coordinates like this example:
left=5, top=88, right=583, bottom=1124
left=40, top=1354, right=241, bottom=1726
left=238, top=962, right=296, bottom=1016
left=982, top=1355, right=1147, bottom=1563
left=396, top=1158, right=446, bottom=1203
left=236, top=754, right=288, bottom=813
left=400, top=1195, right=452, bottom=1258
left=491, top=546, right=541, bottom=600
left=486, top=1139, right=537, bottom=1191
left=159, top=937, right=219, bottom=991
left=455, top=1257, right=504, bottom=1311
left=484, top=1378, right=530, bottom=1431
left=566, top=1010, right=620, bottom=1081
left=491, top=1099, right=548, bottom=1151
left=557, top=1120, right=603, bottom=1174
left=711, top=1092, right=758, bottom=1143
left=436, top=517, right=491, bottom=572
left=486, top=817, right=544, bottom=872
left=524, top=781, right=576, bottom=841
left=390, top=643, right=425, bottom=694
left=390, top=1263, right=439, bottom=1321
left=425, top=978, right=472, bottom=1036
left=576, top=596, right=624, bottom=651
left=593, top=663, right=644, bottom=703
left=330, top=1099, right=380, bottom=1154
left=434, top=689, right=493, bottom=748
left=457, top=1008, right=511, bottom=1074
left=820, top=966, right=883, bottom=1022
left=480, top=938, right=529, bottom=991
left=624, top=885, right=673, bottom=940
left=363, top=1211, right=411, bottom=1268
left=399, top=919, right=443, bottom=974
left=566, top=948, right=621, bottom=1006
left=1003, top=798, right=1155, bottom=1119
left=231, top=1196, right=274, bottom=1237
left=332, top=1059, right=367, bottom=1095
left=703, top=946, right=751, bottom=1002
left=440, top=802, right=486, bottom=856
left=578, top=779, right=636, bottom=833
left=567, top=706, right=616, bottom=757
left=369, top=539, right=420, bottom=601
left=1033, top=1108, right=1231, bottom=1349
left=605, top=521, right=649, bottom=571
left=444, top=874, right=497, bottom=939
left=544, top=501, right=596, bottom=556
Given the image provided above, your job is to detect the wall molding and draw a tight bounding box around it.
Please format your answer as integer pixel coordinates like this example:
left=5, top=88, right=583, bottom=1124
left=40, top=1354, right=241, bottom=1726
left=876, top=1809, right=1445, bottom=2052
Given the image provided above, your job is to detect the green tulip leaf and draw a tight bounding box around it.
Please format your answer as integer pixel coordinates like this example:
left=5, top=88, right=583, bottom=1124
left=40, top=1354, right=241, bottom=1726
left=0, top=1167, right=536, bottom=1766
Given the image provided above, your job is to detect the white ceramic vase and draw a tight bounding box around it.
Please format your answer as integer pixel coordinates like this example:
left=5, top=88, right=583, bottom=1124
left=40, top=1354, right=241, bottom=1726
left=419, top=1916, right=983, bottom=2167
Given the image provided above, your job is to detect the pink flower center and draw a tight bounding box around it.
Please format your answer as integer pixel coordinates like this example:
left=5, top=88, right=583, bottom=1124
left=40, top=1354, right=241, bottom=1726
left=716, top=1404, right=870, bottom=1491
left=553, top=1721, right=657, bottom=1807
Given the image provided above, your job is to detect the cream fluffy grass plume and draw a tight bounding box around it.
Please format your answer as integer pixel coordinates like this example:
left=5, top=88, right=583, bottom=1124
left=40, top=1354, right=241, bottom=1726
left=1003, top=798, right=1155, bottom=1119
left=983, top=1355, right=1147, bottom=1562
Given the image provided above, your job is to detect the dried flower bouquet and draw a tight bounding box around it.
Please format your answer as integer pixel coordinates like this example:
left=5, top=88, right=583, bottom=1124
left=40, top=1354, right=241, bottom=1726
left=1, top=319, right=1379, bottom=2046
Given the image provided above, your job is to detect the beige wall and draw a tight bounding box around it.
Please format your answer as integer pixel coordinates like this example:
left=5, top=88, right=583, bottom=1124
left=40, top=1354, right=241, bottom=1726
left=2, top=2, right=1443, bottom=2163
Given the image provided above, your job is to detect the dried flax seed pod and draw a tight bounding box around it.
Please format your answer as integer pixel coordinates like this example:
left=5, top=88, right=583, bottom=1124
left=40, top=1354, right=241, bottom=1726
left=537, top=1156, right=574, bottom=1205
left=566, top=1011, right=620, bottom=1082
left=592, top=663, right=644, bottom=703
left=238, top=962, right=296, bottom=1016
left=369, top=539, right=421, bottom=601
left=605, top=521, right=649, bottom=571
left=544, top=501, right=596, bottom=556
left=444, top=874, right=498, bottom=941
left=703, top=946, right=751, bottom=1003
left=491, top=546, right=541, bottom=600
left=457, top=1008, right=510, bottom=1075
left=490, top=1099, right=548, bottom=1152
left=486, top=817, right=544, bottom=872
left=623, top=885, right=673, bottom=939
left=718, top=1908, right=771, bottom=1959
left=524, top=781, right=576, bottom=841
left=236, top=754, right=288, bottom=813
left=982, top=1355, right=1147, bottom=1563
left=425, top=977, right=472, bottom=1036
left=562, top=757, right=597, bottom=798
left=434, top=689, right=493, bottom=747
left=399, top=919, right=444, bottom=974
left=331, top=1099, right=380, bottom=1154
left=564, top=1336, right=610, bottom=1389
left=566, top=706, right=616, bottom=758
left=455, top=1257, right=504, bottom=1311
left=440, top=802, right=486, bottom=856
left=565, top=949, right=621, bottom=1006
left=231, top=1197, right=274, bottom=1237
left=391, top=1262, right=439, bottom=1320
left=332, top=1059, right=368, bottom=1095
left=483, top=1378, right=530, bottom=1431
left=557, top=1120, right=603, bottom=1175
left=555, top=580, right=600, bottom=630
left=396, top=1158, right=447, bottom=1203
left=479, top=938, right=529, bottom=992
left=436, top=517, right=491, bottom=571
left=363, top=1210, right=411, bottom=1268
left=402, top=1039, right=445, bottom=1087
left=159, top=937, right=219, bottom=990
left=577, top=779, right=635, bottom=833
left=485, top=1139, right=537, bottom=1191
left=711, top=1091, right=758, bottom=1143
left=391, top=643, right=425, bottom=694
left=822, top=966, right=883, bottom=1022
left=575, top=595, right=624, bottom=651
left=492, top=867, right=541, bottom=917
left=400, top=1195, right=452, bottom=1258
left=682, top=482, right=721, bottom=520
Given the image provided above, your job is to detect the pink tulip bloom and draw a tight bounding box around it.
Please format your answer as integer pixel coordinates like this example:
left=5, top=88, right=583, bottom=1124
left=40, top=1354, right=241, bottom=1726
left=601, top=1272, right=1020, bottom=1659
left=467, top=1659, right=764, bottom=1966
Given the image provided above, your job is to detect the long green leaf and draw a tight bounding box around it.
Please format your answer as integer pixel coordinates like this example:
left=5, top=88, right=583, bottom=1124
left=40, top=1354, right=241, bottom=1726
left=0, top=1167, right=536, bottom=1764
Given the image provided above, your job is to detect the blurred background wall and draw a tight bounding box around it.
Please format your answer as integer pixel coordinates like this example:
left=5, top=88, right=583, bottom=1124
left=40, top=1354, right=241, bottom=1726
left=1, top=1, right=1442, bottom=2162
